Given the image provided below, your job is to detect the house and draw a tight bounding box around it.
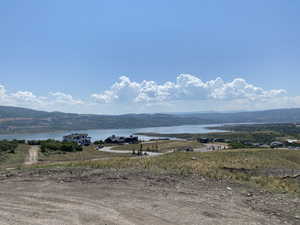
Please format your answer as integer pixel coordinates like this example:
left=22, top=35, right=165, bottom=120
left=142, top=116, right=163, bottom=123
left=104, top=135, right=138, bottom=144
left=63, top=133, right=91, bottom=146
left=124, top=135, right=139, bottom=143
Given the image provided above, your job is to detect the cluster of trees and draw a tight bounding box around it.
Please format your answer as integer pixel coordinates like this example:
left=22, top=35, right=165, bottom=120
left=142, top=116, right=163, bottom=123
left=40, top=140, right=82, bottom=155
left=93, top=140, right=104, bottom=145
left=229, top=142, right=254, bottom=149
left=27, top=139, right=85, bottom=155
left=0, top=140, right=18, bottom=154
left=27, top=140, right=42, bottom=145
left=215, top=123, right=300, bottom=138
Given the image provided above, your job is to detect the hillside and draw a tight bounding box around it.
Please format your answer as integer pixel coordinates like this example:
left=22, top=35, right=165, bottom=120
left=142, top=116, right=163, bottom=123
left=0, top=106, right=217, bottom=134
left=1, top=106, right=300, bottom=134
left=177, top=108, right=300, bottom=123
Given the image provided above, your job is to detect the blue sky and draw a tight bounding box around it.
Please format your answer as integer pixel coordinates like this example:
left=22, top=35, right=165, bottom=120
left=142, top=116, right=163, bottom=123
left=0, top=0, right=300, bottom=114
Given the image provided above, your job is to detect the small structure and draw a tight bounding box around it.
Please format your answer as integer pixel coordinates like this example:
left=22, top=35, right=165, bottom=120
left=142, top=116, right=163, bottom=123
left=270, top=141, right=284, bottom=148
left=197, top=138, right=211, bottom=143
left=251, top=143, right=261, bottom=148
left=63, top=133, right=91, bottom=146
left=176, top=146, right=194, bottom=152
left=104, top=135, right=138, bottom=144
left=286, top=139, right=299, bottom=144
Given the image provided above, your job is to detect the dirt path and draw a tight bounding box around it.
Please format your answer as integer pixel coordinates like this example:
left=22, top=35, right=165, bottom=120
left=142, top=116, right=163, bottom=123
left=0, top=169, right=299, bottom=225
left=24, top=146, right=39, bottom=165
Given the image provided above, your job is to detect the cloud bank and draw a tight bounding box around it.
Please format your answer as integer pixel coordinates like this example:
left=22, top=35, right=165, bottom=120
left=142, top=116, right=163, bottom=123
left=0, top=74, right=298, bottom=114
left=91, top=74, right=286, bottom=103
left=0, top=85, right=83, bottom=112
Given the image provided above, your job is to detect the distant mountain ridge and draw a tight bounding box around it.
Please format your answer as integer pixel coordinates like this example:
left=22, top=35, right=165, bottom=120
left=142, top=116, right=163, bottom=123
left=0, top=106, right=300, bottom=134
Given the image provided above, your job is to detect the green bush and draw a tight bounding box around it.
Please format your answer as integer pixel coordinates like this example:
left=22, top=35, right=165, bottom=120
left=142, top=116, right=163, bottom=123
left=0, top=140, right=18, bottom=154
left=27, top=140, right=41, bottom=145
left=0, top=140, right=19, bottom=161
left=230, top=142, right=251, bottom=149
left=94, top=140, right=104, bottom=145
left=40, top=140, right=82, bottom=155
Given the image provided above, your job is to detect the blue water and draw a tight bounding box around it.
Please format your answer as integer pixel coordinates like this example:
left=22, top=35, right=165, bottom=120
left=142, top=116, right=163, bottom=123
left=0, top=124, right=226, bottom=141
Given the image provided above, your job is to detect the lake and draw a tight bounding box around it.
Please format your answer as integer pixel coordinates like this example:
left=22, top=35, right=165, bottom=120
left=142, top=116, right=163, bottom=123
left=0, top=124, right=225, bottom=141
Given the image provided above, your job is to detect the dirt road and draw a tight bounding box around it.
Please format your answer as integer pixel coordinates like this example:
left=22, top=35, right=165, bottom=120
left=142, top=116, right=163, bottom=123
left=99, top=146, right=167, bottom=156
left=24, top=146, right=39, bottom=165
left=0, top=168, right=299, bottom=225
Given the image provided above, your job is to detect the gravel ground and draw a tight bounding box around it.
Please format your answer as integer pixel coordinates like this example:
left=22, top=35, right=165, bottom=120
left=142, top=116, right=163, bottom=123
left=0, top=168, right=299, bottom=225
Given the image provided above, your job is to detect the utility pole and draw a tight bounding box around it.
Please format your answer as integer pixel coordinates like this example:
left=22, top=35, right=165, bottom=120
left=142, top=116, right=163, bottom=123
left=138, top=143, right=143, bottom=155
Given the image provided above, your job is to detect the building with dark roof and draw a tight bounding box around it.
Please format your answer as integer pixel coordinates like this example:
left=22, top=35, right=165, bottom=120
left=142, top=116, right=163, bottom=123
left=63, top=133, right=91, bottom=146
left=104, top=135, right=138, bottom=144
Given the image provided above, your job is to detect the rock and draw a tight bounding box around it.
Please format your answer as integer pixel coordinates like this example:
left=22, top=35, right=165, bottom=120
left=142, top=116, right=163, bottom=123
left=226, top=187, right=232, bottom=191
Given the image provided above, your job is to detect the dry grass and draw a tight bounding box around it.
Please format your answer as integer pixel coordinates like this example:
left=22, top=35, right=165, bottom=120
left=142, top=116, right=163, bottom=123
left=34, top=148, right=300, bottom=194
left=0, top=144, right=30, bottom=169
left=111, top=140, right=203, bottom=153
left=38, top=145, right=131, bottom=163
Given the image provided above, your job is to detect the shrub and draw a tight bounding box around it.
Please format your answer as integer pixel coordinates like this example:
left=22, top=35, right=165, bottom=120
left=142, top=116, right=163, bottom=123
left=40, top=140, right=82, bottom=155
left=0, top=140, right=18, bottom=161
left=229, top=142, right=251, bottom=149
left=94, top=140, right=104, bottom=145
left=27, top=140, right=41, bottom=145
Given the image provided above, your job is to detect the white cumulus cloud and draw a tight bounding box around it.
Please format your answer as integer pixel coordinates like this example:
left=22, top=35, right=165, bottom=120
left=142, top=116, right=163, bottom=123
left=92, top=74, right=286, bottom=103
left=0, top=74, right=297, bottom=114
left=0, top=84, right=83, bottom=112
left=50, top=92, right=83, bottom=105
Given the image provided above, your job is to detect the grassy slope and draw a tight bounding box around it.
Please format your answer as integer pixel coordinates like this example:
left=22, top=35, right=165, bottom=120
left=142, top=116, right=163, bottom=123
left=34, top=149, right=300, bottom=194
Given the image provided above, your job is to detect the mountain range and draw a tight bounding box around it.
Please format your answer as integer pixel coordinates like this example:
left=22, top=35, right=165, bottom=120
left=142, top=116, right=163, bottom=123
left=1, top=105, right=300, bottom=134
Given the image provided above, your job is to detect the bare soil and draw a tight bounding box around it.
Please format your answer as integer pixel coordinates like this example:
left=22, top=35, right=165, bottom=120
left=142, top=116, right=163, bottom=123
left=0, top=168, right=299, bottom=225
left=24, top=146, right=39, bottom=165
